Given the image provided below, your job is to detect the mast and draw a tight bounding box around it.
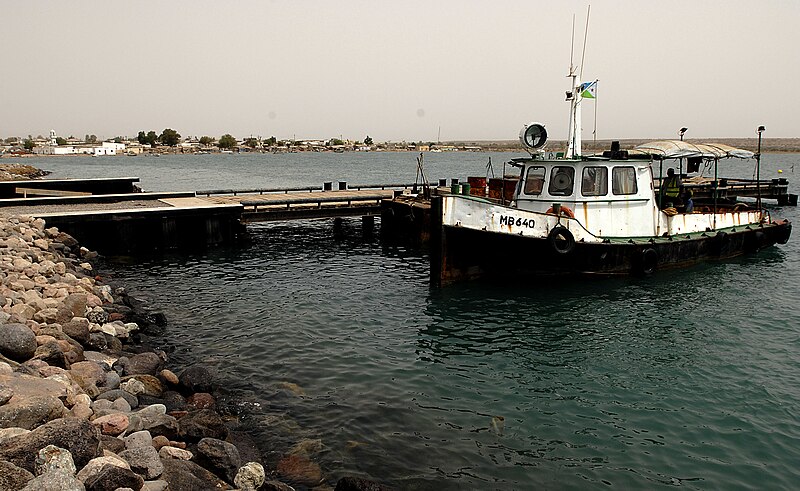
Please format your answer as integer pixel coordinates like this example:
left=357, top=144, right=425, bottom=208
left=565, top=6, right=590, bottom=160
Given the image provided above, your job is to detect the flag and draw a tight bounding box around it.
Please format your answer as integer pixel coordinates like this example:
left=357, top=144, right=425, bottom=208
left=580, top=80, right=597, bottom=99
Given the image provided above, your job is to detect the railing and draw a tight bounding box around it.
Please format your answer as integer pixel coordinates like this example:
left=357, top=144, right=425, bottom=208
left=197, top=183, right=419, bottom=197
left=240, top=192, right=392, bottom=213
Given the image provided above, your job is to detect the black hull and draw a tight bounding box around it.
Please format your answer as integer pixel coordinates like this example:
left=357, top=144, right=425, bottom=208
left=430, top=200, right=792, bottom=285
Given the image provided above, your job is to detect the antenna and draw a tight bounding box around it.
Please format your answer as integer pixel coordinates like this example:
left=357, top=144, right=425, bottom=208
left=569, top=14, right=576, bottom=76
left=579, top=5, right=591, bottom=79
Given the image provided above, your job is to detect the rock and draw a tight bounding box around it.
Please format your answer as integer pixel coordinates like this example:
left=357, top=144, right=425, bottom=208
left=159, top=458, right=232, bottom=491
left=123, top=375, right=163, bottom=398
left=95, top=389, right=138, bottom=409
left=62, top=294, right=88, bottom=319
left=124, top=430, right=153, bottom=450
left=141, top=480, right=167, bottom=491
left=0, top=417, right=102, bottom=472
left=61, top=318, right=90, bottom=344
left=177, top=365, right=213, bottom=394
left=140, top=413, right=178, bottom=440
left=0, top=460, right=35, bottom=490
left=119, top=378, right=145, bottom=396
left=111, top=397, right=132, bottom=413
left=123, top=353, right=162, bottom=377
left=288, top=438, right=324, bottom=457
left=151, top=435, right=169, bottom=450
left=276, top=454, right=323, bottom=487
left=261, top=481, right=296, bottom=491
left=233, top=462, right=266, bottom=491
left=0, top=426, right=30, bottom=445
left=91, top=413, right=129, bottom=436
left=159, top=369, right=178, bottom=386
left=157, top=446, right=193, bottom=460
left=77, top=455, right=130, bottom=482
left=0, top=395, right=65, bottom=430
left=70, top=402, right=93, bottom=420
left=34, top=445, right=77, bottom=476
left=118, top=446, right=163, bottom=480
left=99, top=435, right=125, bottom=454
left=69, top=361, right=106, bottom=388
left=33, top=340, right=68, bottom=369
left=177, top=409, right=228, bottom=442
left=0, top=385, right=13, bottom=405
left=196, top=437, right=241, bottom=483
left=160, top=391, right=186, bottom=412
left=334, top=477, right=395, bottom=491
left=83, top=464, right=144, bottom=491
left=85, top=333, right=107, bottom=351
left=0, top=322, right=37, bottom=361
left=186, top=392, right=215, bottom=410
left=85, top=308, right=107, bottom=326
left=103, top=371, right=120, bottom=390
left=20, top=469, right=85, bottom=491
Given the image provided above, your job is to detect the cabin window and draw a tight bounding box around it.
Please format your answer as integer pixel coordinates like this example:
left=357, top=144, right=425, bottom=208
left=581, top=166, right=608, bottom=196
left=523, top=166, right=546, bottom=195
left=548, top=166, right=575, bottom=196
left=612, top=166, right=638, bottom=195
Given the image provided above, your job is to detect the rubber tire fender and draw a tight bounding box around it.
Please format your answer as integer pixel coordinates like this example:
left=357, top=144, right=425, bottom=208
left=640, top=248, right=658, bottom=275
left=548, top=225, right=575, bottom=255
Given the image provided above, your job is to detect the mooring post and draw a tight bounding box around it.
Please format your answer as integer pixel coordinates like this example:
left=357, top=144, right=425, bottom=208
left=362, top=215, right=375, bottom=236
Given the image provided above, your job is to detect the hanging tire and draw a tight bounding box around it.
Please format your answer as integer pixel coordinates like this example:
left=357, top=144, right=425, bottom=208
left=640, top=248, right=658, bottom=275
left=777, top=226, right=791, bottom=245
left=714, top=231, right=729, bottom=255
left=548, top=226, right=575, bottom=255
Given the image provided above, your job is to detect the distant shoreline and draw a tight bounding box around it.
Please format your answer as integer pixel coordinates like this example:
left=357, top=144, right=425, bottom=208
left=2, top=137, right=799, bottom=156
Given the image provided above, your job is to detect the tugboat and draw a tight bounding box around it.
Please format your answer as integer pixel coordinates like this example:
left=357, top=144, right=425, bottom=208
left=430, top=73, right=792, bottom=285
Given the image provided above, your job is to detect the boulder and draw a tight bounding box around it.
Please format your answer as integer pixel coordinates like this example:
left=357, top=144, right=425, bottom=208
left=158, top=369, right=178, bottom=386
left=0, top=385, right=13, bottom=406
left=141, top=413, right=178, bottom=440
left=33, top=340, right=68, bottom=369
left=34, top=445, right=77, bottom=476
left=61, top=318, right=90, bottom=344
left=69, top=361, right=106, bottom=388
left=233, top=462, right=266, bottom=491
left=177, top=409, right=228, bottom=442
left=83, top=464, right=144, bottom=491
left=95, top=389, right=138, bottom=409
left=196, top=437, right=241, bottom=484
left=91, top=413, right=129, bottom=436
left=276, top=454, right=323, bottom=487
left=334, top=477, right=395, bottom=491
left=0, top=417, right=102, bottom=472
left=177, top=365, right=213, bottom=394
left=77, top=455, right=130, bottom=483
left=62, top=294, right=88, bottom=319
left=124, top=353, right=162, bottom=377
left=118, top=446, right=163, bottom=480
left=0, top=460, right=35, bottom=490
left=157, top=446, right=192, bottom=460
left=186, top=392, right=215, bottom=410
left=160, top=391, right=186, bottom=412
left=0, top=395, right=65, bottom=430
left=0, top=322, right=36, bottom=361
left=19, top=469, right=84, bottom=491
left=159, top=458, right=232, bottom=491
left=121, top=375, right=163, bottom=398
left=141, top=480, right=167, bottom=491
left=123, top=430, right=153, bottom=450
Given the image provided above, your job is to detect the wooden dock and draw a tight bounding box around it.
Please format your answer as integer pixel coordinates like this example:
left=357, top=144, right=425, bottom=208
left=0, top=179, right=415, bottom=254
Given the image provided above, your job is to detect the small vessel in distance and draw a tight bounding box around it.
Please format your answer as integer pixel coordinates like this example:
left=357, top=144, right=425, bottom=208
left=430, top=75, right=792, bottom=285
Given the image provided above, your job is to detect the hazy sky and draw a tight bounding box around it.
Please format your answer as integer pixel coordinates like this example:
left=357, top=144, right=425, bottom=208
left=2, top=0, right=798, bottom=141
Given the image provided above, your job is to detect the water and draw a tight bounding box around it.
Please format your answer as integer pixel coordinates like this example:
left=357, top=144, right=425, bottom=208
left=11, top=152, right=800, bottom=489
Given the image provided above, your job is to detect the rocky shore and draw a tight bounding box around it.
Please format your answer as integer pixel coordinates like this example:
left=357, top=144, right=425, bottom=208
left=0, top=215, right=391, bottom=491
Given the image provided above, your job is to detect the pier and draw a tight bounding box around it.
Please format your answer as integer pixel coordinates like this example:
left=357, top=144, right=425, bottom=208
left=0, top=178, right=415, bottom=254
left=0, top=175, right=793, bottom=255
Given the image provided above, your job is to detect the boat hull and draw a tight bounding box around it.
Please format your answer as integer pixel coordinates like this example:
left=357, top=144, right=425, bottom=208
left=430, top=198, right=792, bottom=285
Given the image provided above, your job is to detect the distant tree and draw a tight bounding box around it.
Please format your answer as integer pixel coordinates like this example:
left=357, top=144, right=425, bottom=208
left=158, top=128, right=181, bottom=147
left=243, top=137, right=259, bottom=148
left=264, top=136, right=277, bottom=146
left=85, top=134, right=97, bottom=144
left=114, top=136, right=123, bottom=144
left=4, top=137, right=19, bottom=144
left=364, top=135, right=373, bottom=145
left=218, top=134, right=237, bottom=149
left=23, top=139, right=35, bottom=151
left=138, top=130, right=159, bottom=147
left=199, top=136, right=214, bottom=146
left=328, top=138, right=344, bottom=146
left=55, top=137, right=67, bottom=146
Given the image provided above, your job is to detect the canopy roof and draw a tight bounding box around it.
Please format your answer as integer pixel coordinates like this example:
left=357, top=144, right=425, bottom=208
left=631, top=140, right=754, bottom=160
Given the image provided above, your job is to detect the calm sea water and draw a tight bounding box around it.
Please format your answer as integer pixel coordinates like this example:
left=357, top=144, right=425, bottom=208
left=12, top=152, right=800, bottom=489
